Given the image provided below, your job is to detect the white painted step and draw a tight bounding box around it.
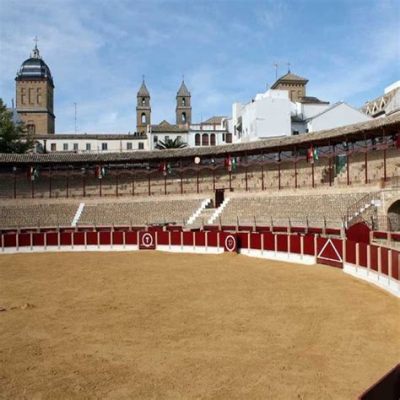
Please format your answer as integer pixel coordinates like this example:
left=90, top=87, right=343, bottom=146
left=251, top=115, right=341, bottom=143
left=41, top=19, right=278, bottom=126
left=208, top=198, right=230, bottom=224
left=71, top=203, right=85, bottom=227
left=186, top=199, right=211, bottom=225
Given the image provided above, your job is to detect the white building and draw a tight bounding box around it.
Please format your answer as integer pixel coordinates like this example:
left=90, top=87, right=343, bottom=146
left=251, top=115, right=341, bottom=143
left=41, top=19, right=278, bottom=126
left=230, top=72, right=372, bottom=142
left=362, top=81, right=400, bottom=118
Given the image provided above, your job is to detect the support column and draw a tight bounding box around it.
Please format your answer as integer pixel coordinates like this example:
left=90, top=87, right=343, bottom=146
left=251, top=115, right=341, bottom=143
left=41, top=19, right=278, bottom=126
left=66, top=173, right=69, bottom=198
left=132, top=176, right=135, bottom=196
left=364, top=150, right=368, bottom=184
left=180, top=173, right=183, bottom=194
left=148, top=175, right=151, bottom=196
left=13, top=171, right=17, bottom=199
left=311, top=162, right=315, bottom=188
left=83, top=175, right=86, bottom=197
left=245, top=166, right=248, bottom=191
left=261, top=164, right=265, bottom=191
left=278, top=161, right=281, bottom=190
left=294, top=160, right=297, bottom=189
left=164, top=174, right=167, bottom=195
left=229, top=171, right=232, bottom=191
left=99, top=177, right=102, bottom=197
left=383, top=148, right=387, bottom=182
left=346, top=152, right=350, bottom=186
left=197, top=169, right=200, bottom=194
left=212, top=168, right=215, bottom=191
left=31, top=180, right=34, bottom=198
left=329, top=155, right=332, bottom=186
left=49, top=170, right=52, bottom=198
left=116, top=174, right=119, bottom=197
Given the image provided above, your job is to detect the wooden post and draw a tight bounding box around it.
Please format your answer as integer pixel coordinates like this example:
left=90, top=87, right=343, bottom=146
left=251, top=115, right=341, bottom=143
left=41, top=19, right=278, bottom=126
left=31, top=180, right=34, bottom=198
left=229, top=171, right=232, bottom=191
left=83, top=175, right=86, bottom=197
left=197, top=169, right=200, bottom=193
left=245, top=166, right=248, bottom=191
left=329, top=155, right=332, bottom=186
left=99, top=177, right=102, bottom=197
left=49, top=169, right=52, bottom=198
left=278, top=161, right=281, bottom=190
left=261, top=164, right=265, bottom=191
left=180, top=172, right=183, bottom=194
left=311, top=162, right=315, bottom=188
left=212, top=168, right=215, bottom=191
left=346, top=152, right=350, bottom=186
left=164, top=174, right=167, bottom=195
left=148, top=174, right=151, bottom=196
left=13, top=170, right=17, bottom=199
left=66, top=173, right=69, bottom=198
left=294, top=159, right=297, bottom=189
left=364, top=150, right=368, bottom=184
left=116, top=174, right=119, bottom=197
left=132, top=175, right=135, bottom=196
left=383, top=148, right=387, bottom=182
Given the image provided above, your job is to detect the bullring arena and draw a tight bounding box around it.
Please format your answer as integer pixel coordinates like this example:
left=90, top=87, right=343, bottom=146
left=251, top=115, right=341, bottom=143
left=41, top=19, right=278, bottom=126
left=1, top=115, right=400, bottom=399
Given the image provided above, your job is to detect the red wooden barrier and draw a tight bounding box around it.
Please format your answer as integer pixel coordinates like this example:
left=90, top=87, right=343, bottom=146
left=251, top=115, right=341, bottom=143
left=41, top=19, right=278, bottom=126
left=290, top=235, right=301, bottom=254
left=381, top=248, right=389, bottom=276
left=3, top=234, right=17, bottom=247
left=32, top=233, right=44, bottom=246
left=74, top=232, right=85, bottom=246
left=303, top=234, right=315, bottom=256
left=18, top=233, right=30, bottom=247
left=370, top=245, right=378, bottom=272
left=207, top=231, right=218, bottom=247
left=219, top=232, right=237, bottom=252
left=112, top=231, right=124, bottom=245
left=250, top=232, right=262, bottom=250
left=277, top=234, right=288, bottom=252
left=263, top=232, right=274, bottom=251
left=195, top=231, right=206, bottom=247
left=171, top=231, right=181, bottom=246
left=157, top=231, right=169, bottom=245
left=391, top=251, right=399, bottom=280
left=316, top=237, right=343, bottom=268
left=346, top=240, right=357, bottom=265
left=237, top=232, right=248, bottom=249
left=182, top=231, right=193, bottom=246
left=358, top=243, right=368, bottom=268
left=46, top=232, right=58, bottom=246
left=99, top=231, right=111, bottom=245
left=125, top=231, right=137, bottom=245
left=60, top=232, right=72, bottom=246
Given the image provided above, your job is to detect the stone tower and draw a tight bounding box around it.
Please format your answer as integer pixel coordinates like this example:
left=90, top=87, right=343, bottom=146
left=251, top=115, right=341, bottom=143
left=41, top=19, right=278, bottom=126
left=271, top=71, right=308, bottom=102
left=176, top=80, right=191, bottom=126
left=15, top=44, right=55, bottom=134
left=136, top=80, right=151, bottom=135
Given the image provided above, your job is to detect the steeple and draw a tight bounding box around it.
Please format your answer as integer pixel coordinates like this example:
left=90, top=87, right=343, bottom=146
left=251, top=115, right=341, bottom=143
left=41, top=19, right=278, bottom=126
left=176, top=79, right=191, bottom=126
left=136, top=77, right=151, bottom=135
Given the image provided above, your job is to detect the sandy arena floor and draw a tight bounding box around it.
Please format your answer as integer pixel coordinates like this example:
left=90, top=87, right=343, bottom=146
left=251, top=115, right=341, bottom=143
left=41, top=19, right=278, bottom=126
left=0, top=251, right=399, bottom=400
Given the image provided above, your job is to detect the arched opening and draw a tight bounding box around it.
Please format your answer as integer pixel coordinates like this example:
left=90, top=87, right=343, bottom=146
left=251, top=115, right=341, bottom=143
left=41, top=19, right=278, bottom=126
left=181, top=112, right=186, bottom=123
left=210, top=133, right=216, bottom=146
left=141, top=113, right=146, bottom=124
left=195, top=133, right=200, bottom=146
left=142, top=97, right=146, bottom=106
left=202, top=133, right=209, bottom=146
left=388, top=200, right=400, bottom=231
left=182, top=97, right=186, bottom=106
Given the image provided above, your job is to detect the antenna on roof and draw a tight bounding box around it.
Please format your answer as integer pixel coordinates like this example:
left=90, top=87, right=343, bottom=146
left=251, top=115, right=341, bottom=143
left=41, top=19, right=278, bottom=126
left=33, top=36, right=38, bottom=48
left=287, top=62, right=291, bottom=73
left=273, top=63, right=279, bottom=81
left=182, top=73, right=185, bottom=82
left=74, top=102, right=77, bottom=134
left=142, top=74, right=145, bottom=83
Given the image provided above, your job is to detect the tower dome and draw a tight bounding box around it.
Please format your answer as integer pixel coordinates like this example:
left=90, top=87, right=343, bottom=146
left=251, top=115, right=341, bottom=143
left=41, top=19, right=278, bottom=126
left=16, top=45, right=53, bottom=86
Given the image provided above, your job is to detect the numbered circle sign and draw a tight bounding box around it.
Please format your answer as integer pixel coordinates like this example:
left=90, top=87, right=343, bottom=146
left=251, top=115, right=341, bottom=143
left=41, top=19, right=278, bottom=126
left=224, top=234, right=237, bottom=252
left=139, top=231, right=156, bottom=249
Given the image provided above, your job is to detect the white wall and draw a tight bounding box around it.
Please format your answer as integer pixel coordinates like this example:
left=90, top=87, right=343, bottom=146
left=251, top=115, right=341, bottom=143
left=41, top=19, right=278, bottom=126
left=307, top=103, right=372, bottom=132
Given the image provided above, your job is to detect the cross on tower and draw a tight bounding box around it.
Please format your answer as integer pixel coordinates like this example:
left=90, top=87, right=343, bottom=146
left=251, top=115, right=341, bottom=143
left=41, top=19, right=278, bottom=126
left=287, top=62, right=291, bottom=73
left=33, top=36, right=39, bottom=48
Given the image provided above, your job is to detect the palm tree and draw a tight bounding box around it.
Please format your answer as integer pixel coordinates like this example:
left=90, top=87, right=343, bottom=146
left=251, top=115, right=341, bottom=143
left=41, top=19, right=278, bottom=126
left=155, top=137, right=187, bottom=150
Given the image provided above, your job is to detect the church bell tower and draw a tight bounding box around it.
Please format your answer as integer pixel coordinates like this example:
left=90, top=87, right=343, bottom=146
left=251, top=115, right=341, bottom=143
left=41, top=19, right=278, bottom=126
left=176, top=80, right=191, bottom=127
left=136, top=79, right=151, bottom=135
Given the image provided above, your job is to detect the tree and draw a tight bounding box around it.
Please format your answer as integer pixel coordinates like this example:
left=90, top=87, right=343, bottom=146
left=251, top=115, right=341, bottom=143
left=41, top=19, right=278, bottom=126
left=0, top=98, right=33, bottom=153
left=155, top=137, right=187, bottom=150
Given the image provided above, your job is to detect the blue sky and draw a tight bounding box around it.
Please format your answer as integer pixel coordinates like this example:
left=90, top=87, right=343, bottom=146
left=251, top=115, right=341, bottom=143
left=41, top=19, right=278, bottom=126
left=0, top=0, right=399, bottom=133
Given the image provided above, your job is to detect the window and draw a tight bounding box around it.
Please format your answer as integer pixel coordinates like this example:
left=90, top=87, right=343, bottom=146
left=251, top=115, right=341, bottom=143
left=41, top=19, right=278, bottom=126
left=28, top=88, right=34, bottom=105
left=51, top=143, right=56, bottom=152
left=142, top=97, right=146, bottom=106
left=292, top=130, right=299, bottom=135
left=138, top=142, right=144, bottom=150
left=182, top=97, right=186, bottom=106
left=21, top=88, right=26, bottom=105
left=63, top=143, right=68, bottom=151
left=127, top=142, right=133, bottom=150
left=141, top=113, right=146, bottom=124
left=102, top=142, right=108, bottom=151
left=73, top=143, right=78, bottom=151
left=181, top=112, right=186, bottom=123
left=202, top=133, right=209, bottom=146
left=210, top=133, right=216, bottom=146
left=153, top=135, right=158, bottom=143
left=27, top=124, right=35, bottom=135
left=86, top=143, right=91, bottom=151
left=36, top=87, right=42, bottom=104
left=222, top=133, right=225, bottom=141
left=226, top=133, right=233, bottom=143
left=195, top=133, right=200, bottom=146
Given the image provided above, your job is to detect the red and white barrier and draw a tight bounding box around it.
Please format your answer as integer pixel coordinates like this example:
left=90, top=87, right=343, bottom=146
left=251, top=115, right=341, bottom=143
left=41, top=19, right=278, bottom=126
left=1, top=229, right=398, bottom=297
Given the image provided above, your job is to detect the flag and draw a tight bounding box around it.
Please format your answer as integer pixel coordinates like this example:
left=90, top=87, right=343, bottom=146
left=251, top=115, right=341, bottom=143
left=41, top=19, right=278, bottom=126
left=95, top=166, right=106, bottom=179
left=167, top=162, right=172, bottom=174
left=313, top=147, right=319, bottom=161
left=225, top=155, right=232, bottom=172
left=28, top=166, right=39, bottom=181
left=307, top=146, right=314, bottom=164
left=231, top=157, right=237, bottom=171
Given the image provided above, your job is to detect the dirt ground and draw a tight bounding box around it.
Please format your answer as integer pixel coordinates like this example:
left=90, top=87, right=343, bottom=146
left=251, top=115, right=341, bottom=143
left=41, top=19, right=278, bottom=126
left=0, top=251, right=399, bottom=400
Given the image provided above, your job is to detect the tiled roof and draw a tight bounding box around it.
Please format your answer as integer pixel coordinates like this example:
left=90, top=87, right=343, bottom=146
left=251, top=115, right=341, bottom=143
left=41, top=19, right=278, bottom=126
left=1, top=113, right=398, bottom=165
left=202, top=116, right=227, bottom=124
left=150, top=122, right=188, bottom=133
left=271, top=72, right=308, bottom=88
left=34, top=133, right=146, bottom=140
left=177, top=80, right=190, bottom=96
left=137, top=81, right=150, bottom=97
